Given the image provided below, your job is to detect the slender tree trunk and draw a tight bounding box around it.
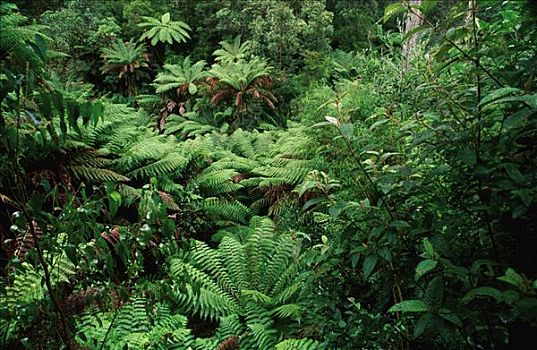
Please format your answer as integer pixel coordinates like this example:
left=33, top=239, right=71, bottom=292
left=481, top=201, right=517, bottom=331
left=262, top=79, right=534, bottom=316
left=402, top=0, right=424, bottom=70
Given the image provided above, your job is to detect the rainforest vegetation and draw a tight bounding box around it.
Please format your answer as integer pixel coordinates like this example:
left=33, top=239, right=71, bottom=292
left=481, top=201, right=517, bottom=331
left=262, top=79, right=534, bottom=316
left=1, top=0, right=536, bottom=348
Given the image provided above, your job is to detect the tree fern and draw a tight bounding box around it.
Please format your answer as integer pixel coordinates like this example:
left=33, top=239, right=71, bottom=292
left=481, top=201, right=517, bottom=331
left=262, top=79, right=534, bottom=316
left=71, top=165, right=130, bottom=182
left=169, top=119, right=218, bottom=138
left=138, top=12, right=191, bottom=46
left=168, top=217, right=315, bottom=348
left=201, top=198, right=252, bottom=224
left=191, top=169, right=244, bottom=196
left=154, top=58, right=208, bottom=95
left=128, top=152, right=190, bottom=179
left=75, top=297, right=195, bottom=350
left=101, top=39, right=148, bottom=78
left=213, top=35, right=252, bottom=64
left=276, top=339, right=323, bottom=350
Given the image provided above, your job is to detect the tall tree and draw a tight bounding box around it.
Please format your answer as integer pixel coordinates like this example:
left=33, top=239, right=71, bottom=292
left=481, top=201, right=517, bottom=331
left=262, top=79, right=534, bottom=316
left=402, top=0, right=423, bottom=69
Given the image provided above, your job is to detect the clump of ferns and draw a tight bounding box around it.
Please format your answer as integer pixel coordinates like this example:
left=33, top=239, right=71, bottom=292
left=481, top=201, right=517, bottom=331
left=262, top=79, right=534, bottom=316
left=168, top=216, right=315, bottom=348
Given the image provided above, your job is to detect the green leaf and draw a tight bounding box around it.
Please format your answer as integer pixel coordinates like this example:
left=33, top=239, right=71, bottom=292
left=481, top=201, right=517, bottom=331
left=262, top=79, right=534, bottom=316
left=504, top=164, right=526, bottom=184
left=389, top=300, right=429, bottom=313
left=502, top=289, right=520, bottom=303
left=370, top=118, right=388, bottom=130
left=461, top=286, right=502, bottom=304
left=483, top=94, right=537, bottom=109
left=328, top=201, right=347, bottom=219
left=512, top=205, right=527, bottom=219
left=402, top=25, right=428, bottom=42
left=438, top=308, right=462, bottom=327
left=458, top=148, right=476, bottom=167
left=420, top=0, right=439, bottom=14
left=425, top=276, right=443, bottom=308
left=391, top=220, right=410, bottom=229
left=445, top=27, right=456, bottom=39
left=383, top=3, right=407, bottom=23
left=498, top=268, right=524, bottom=289
left=414, top=313, right=434, bottom=338
left=363, top=254, right=378, bottom=279
left=378, top=247, right=392, bottom=263
left=188, top=83, right=197, bottom=95
left=351, top=253, right=360, bottom=269
left=479, top=87, right=520, bottom=108
left=504, top=107, right=533, bottom=129
left=422, top=238, right=436, bottom=259
left=161, top=12, right=170, bottom=24
left=302, top=197, right=324, bottom=210
left=110, top=191, right=121, bottom=204
left=339, top=123, right=354, bottom=139
left=512, top=189, right=533, bottom=207
left=415, top=259, right=438, bottom=280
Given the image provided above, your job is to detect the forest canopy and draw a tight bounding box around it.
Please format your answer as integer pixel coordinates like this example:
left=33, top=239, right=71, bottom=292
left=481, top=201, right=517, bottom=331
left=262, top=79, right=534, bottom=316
left=1, top=0, right=536, bottom=349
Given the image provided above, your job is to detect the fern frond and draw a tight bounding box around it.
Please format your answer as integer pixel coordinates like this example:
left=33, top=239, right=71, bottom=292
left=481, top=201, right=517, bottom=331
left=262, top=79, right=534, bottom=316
left=193, top=169, right=243, bottom=196
left=166, top=217, right=310, bottom=347
left=118, top=184, right=141, bottom=200
left=204, top=156, right=259, bottom=173
left=271, top=262, right=302, bottom=298
left=189, top=240, right=237, bottom=297
left=219, top=237, right=248, bottom=291
left=49, top=252, right=76, bottom=285
left=75, top=311, right=111, bottom=348
left=170, top=260, right=240, bottom=320
left=260, top=236, right=294, bottom=294
left=251, top=166, right=309, bottom=185
left=230, top=130, right=258, bottom=159
left=5, top=249, right=75, bottom=312
left=274, top=274, right=309, bottom=305
left=113, top=136, right=171, bottom=170
left=71, top=166, right=129, bottom=182
left=75, top=298, right=194, bottom=350
left=70, top=151, right=113, bottom=168
left=245, top=217, right=276, bottom=289
left=201, top=198, right=252, bottom=224
left=128, top=152, right=190, bottom=179
left=276, top=338, right=322, bottom=350
left=242, top=289, right=273, bottom=304
left=0, top=318, right=19, bottom=347
left=5, top=263, right=44, bottom=311
left=272, top=303, right=303, bottom=320
left=215, top=314, right=244, bottom=341
left=247, top=321, right=278, bottom=350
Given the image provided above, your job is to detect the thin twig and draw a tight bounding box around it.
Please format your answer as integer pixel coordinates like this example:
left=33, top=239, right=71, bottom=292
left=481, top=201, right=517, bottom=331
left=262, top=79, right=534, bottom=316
left=20, top=208, right=74, bottom=349
left=99, top=301, right=123, bottom=350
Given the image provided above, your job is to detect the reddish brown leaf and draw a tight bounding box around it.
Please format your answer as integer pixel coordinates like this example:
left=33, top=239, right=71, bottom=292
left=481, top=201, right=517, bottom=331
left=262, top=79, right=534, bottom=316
left=211, top=90, right=228, bottom=105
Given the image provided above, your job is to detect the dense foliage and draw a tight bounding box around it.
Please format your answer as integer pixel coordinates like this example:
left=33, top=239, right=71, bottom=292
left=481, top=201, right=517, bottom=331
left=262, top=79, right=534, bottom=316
left=1, top=0, right=536, bottom=349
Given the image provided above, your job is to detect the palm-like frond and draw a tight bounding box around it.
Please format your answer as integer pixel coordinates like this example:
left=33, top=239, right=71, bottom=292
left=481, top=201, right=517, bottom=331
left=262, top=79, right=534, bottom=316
left=209, top=58, right=276, bottom=110
left=154, top=57, right=208, bottom=95
left=138, top=12, right=191, bottom=46
left=101, top=39, right=148, bottom=78
left=213, top=35, right=252, bottom=64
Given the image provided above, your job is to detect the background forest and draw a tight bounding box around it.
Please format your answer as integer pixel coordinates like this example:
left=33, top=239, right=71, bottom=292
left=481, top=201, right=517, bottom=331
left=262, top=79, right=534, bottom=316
left=1, top=0, right=536, bottom=349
